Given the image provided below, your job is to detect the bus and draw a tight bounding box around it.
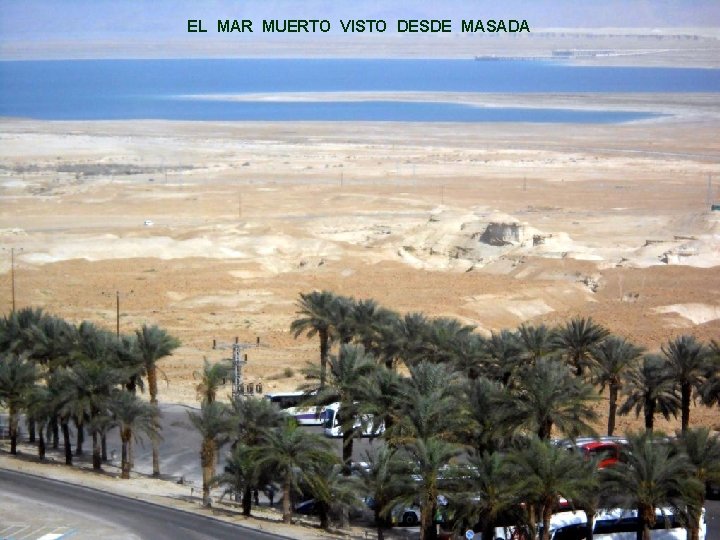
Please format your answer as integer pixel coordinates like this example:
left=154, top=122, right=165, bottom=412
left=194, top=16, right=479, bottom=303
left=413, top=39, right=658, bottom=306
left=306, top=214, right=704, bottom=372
left=264, top=391, right=325, bottom=426
left=322, top=402, right=385, bottom=438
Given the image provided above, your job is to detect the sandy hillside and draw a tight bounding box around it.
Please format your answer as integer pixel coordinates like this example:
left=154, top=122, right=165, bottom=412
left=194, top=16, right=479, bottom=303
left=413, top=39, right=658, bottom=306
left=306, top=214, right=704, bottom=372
left=1, top=101, right=719, bottom=431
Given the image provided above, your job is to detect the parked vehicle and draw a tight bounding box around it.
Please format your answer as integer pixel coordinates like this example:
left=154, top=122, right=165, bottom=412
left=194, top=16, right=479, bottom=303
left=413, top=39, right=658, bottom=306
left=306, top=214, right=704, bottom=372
left=539, top=507, right=706, bottom=540
left=391, top=496, right=448, bottom=527
left=555, top=437, right=628, bottom=469
left=322, top=402, right=385, bottom=438
left=264, top=391, right=324, bottom=426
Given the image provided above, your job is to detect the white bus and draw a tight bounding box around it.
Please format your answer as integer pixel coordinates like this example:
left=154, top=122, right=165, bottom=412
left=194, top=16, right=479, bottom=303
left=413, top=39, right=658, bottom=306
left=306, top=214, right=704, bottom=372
left=322, top=402, right=385, bottom=438
left=264, top=391, right=325, bottom=426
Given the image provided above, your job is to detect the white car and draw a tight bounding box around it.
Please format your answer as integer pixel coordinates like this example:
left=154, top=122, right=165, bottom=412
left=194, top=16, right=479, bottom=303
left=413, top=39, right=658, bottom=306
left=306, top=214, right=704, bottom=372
left=143, top=219, right=154, bottom=227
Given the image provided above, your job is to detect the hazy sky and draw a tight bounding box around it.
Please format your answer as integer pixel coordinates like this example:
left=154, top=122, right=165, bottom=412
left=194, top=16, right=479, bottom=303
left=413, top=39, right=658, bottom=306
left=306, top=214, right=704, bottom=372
left=2, top=0, right=719, bottom=40
left=1, top=0, right=718, bottom=60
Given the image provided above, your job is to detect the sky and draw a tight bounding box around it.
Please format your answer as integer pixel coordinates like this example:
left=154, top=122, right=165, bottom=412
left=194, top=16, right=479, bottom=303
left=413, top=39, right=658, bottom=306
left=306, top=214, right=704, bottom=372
left=1, top=0, right=718, bottom=58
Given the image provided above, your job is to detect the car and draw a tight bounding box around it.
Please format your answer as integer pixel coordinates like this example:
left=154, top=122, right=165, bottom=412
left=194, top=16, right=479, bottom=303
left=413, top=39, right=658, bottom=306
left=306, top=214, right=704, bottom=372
left=391, top=495, right=448, bottom=527
left=555, top=437, right=627, bottom=469
left=143, top=219, right=154, bottom=226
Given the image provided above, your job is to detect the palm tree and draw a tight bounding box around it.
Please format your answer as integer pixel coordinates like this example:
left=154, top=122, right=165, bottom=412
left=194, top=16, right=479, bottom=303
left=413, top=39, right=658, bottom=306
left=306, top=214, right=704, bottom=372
left=290, top=290, right=337, bottom=389
left=393, top=311, right=431, bottom=369
left=363, top=366, right=403, bottom=440
left=373, top=309, right=404, bottom=370
left=509, top=437, right=598, bottom=540
left=619, top=354, right=680, bottom=432
left=458, top=451, right=522, bottom=540
left=590, top=336, right=644, bottom=436
left=57, top=358, right=124, bottom=470
left=0, top=354, right=38, bottom=454
left=0, top=307, right=45, bottom=355
left=23, top=313, right=76, bottom=447
left=393, top=362, right=464, bottom=443
left=505, top=357, right=598, bottom=440
left=303, top=343, right=376, bottom=472
left=47, top=368, right=76, bottom=465
left=701, top=340, right=720, bottom=407
left=451, top=333, right=487, bottom=380
left=355, top=446, right=414, bottom=540
left=602, top=431, right=702, bottom=540
left=349, top=298, right=387, bottom=355
left=229, top=395, right=284, bottom=514
left=329, top=294, right=356, bottom=346
left=253, top=420, right=336, bottom=523
left=675, top=428, right=720, bottom=540
left=24, top=385, right=54, bottom=460
left=408, top=317, right=476, bottom=367
left=136, top=324, right=180, bottom=477
left=193, top=358, right=231, bottom=404
left=661, top=335, right=708, bottom=432
left=107, top=391, right=160, bottom=479
left=111, top=333, right=145, bottom=394
left=461, top=377, right=513, bottom=453
left=308, top=463, right=362, bottom=530
left=213, top=443, right=258, bottom=515
left=231, top=394, right=285, bottom=445
left=516, top=323, right=557, bottom=366
left=554, top=317, right=609, bottom=377
left=187, top=401, right=233, bottom=507
left=483, top=329, right=522, bottom=386
left=396, top=437, right=464, bottom=540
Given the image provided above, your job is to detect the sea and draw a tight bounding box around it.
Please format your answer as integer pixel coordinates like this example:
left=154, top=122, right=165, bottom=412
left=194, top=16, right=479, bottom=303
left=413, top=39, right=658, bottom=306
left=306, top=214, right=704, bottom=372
left=1, top=58, right=719, bottom=123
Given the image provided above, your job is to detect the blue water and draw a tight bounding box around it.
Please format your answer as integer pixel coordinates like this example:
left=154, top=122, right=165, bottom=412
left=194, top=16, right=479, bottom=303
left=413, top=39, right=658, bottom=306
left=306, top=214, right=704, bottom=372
left=1, top=59, right=718, bottom=122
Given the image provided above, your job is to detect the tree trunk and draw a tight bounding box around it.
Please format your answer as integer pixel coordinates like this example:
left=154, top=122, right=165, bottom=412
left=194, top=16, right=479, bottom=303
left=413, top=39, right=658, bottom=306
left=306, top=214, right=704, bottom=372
left=319, top=329, right=328, bottom=390
left=75, top=421, right=84, bottom=456
left=27, top=418, right=36, bottom=443
left=527, top=504, right=537, bottom=540
left=101, top=432, right=108, bottom=462
left=38, top=430, right=46, bottom=460
left=644, top=398, right=654, bottom=432
left=92, top=431, right=102, bottom=470
left=681, top=381, right=691, bottom=433
left=608, top=383, right=618, bottom=436
left=9, top=406, right=18, bottom=455
left=318, top=503, right=330, bottom=530
left=148, top=366, right=161, bottom=477
left=537, top=418, right=553, bottom=440
left=342, top=430, right=353, bottom=475
left=121, top=430, right=131, bottom=479
left=62, top=421, right=72, bottom=465
left=242, top=485, right=252, bottom=516
left=282, top=475, right=292, bottom=523
left=586, top=512, right=595, bottom=540
left=374, top=508, right=386, bottom=540
left=201, top=438, right=214, bottom=507
left=541, top=505, right=553, bottom=540
left=51, top=418, right=59, bottom=449
left=690, top=505, right=702, bottom=540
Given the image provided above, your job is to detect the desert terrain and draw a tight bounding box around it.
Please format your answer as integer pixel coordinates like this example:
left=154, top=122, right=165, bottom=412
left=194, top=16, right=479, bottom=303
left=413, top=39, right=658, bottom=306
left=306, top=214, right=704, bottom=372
left=1, top=92, right=719, bottom=434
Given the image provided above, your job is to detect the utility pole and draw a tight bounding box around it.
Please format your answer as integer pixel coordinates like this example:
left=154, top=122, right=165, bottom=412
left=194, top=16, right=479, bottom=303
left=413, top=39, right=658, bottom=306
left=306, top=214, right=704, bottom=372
left=102, top=289, right=132, bottom=337
left=212, top=336, right=264, bottom=400
left=11, top=247, right=16, bottom=312
left=4, top=247, right=22, bottom=312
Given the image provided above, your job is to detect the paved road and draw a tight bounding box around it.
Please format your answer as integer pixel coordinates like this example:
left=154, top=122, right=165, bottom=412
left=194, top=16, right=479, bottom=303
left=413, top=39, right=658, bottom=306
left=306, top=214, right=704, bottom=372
left=0, top=469, right=290, bottom=540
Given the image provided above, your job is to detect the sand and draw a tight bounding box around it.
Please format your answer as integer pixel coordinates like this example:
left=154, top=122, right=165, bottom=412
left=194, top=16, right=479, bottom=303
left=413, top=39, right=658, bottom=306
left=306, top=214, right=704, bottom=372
left=1, top=91, right=719, bottom=433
